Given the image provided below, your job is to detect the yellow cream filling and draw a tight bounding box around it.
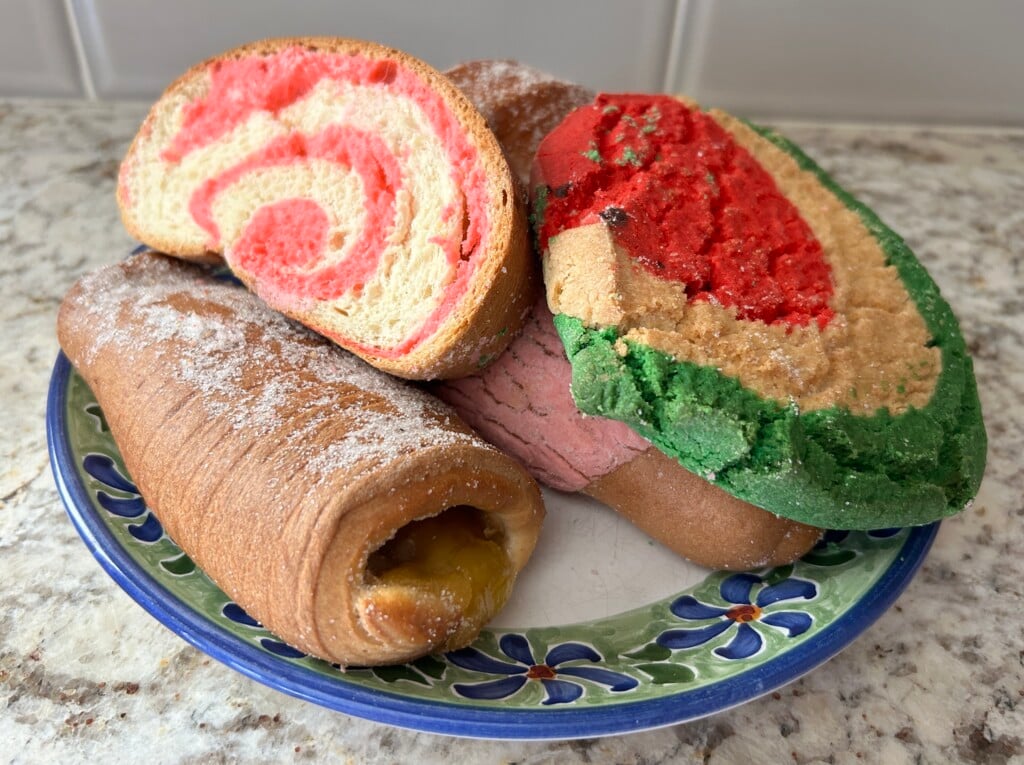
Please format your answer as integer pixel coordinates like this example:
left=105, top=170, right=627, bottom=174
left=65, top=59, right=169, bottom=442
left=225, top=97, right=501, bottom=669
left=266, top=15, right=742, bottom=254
left=366, top=506, right=513, bottom=630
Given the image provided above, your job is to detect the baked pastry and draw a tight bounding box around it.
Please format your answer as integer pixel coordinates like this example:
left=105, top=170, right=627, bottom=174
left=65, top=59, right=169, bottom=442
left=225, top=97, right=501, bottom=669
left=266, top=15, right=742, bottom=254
left=57, top=253, right=544, bottom=666
left=117, top=38, right=535, bottom=380
left=437, top=295, right=821, bottom=570
left=445, top=60, right=594, bottom=188
left=533, top=93, right=986, bottom=530
left=438, top=62, right=820, bottom=569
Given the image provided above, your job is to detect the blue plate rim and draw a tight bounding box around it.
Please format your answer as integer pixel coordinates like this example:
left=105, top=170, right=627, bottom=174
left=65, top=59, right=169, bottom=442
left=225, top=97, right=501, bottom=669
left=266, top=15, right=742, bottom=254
left=46, top=350, right=939, bottom=740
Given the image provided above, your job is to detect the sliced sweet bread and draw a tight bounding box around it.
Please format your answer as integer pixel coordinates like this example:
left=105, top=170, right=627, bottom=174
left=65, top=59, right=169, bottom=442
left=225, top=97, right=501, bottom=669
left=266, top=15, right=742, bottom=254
left=118, top=37, right=535, bottom=379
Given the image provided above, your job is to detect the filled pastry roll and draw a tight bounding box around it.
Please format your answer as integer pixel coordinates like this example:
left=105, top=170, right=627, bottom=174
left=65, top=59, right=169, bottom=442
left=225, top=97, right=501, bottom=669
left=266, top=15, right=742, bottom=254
left=57, top=253, right=544, bottom=666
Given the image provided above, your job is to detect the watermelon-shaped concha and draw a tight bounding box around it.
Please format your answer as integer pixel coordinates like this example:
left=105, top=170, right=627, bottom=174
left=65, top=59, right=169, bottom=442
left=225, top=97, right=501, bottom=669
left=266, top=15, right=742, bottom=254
left=532, top=93, right=986, bottom=530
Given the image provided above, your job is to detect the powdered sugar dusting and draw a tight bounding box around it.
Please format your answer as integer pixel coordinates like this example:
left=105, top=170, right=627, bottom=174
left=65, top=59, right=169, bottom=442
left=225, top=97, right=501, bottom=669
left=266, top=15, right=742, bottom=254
left=457, top=60, right=564, bottom=101
left=64, top=255, right=482, bottom=482
left=446, top=60, right=593, bottom=187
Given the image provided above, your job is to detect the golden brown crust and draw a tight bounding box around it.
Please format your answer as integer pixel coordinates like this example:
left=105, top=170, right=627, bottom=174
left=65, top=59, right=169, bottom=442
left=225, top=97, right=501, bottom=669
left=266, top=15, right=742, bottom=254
left=117, top=38, right=537, bottom=380
left=585, top=447, right=821, bottom=570
left=313, top=452, right=538, bottom=663
left=57, top=254, right=544, bottom=665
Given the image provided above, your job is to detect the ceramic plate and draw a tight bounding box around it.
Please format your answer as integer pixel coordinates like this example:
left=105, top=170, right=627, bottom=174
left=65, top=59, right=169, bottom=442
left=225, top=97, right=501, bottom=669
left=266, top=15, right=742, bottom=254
left=47, top=352, right=937, bottom=739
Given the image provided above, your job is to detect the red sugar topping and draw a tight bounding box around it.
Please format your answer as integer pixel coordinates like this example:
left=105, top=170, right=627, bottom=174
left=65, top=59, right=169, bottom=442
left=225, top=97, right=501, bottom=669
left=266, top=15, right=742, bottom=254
left=535, top=94, right=834, bottom=329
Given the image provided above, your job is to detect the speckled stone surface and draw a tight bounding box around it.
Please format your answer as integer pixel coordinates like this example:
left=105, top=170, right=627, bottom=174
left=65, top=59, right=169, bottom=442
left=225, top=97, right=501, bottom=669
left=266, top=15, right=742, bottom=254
left=1, top=99, right=1022, bottom=764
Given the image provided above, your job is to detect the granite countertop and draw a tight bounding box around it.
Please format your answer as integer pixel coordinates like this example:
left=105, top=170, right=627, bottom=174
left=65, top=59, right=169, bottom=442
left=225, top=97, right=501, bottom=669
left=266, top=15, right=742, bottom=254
left=1, top=98, right=1021, bottom=764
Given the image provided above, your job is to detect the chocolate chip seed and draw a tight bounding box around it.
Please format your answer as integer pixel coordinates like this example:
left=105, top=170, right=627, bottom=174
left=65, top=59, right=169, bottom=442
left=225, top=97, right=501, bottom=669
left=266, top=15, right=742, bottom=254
left=599, top=206, right=628, bottom=227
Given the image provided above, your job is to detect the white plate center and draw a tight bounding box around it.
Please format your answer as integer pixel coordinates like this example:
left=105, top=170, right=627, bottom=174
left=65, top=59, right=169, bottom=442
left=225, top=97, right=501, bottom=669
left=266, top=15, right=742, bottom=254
left=490, top=488, right=709, bottom=628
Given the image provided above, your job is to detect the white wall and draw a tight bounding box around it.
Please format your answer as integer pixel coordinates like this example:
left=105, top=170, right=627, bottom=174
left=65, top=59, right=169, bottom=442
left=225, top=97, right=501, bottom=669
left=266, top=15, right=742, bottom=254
left=1, top=0, right=1021, bottom=125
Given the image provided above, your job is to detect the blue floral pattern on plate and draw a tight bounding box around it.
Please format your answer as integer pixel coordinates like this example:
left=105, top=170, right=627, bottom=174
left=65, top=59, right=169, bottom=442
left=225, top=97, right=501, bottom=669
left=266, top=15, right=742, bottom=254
left=83, top=453, right=164, bottom=543
left=658, top=573, right=817, bottom=660
left=449, top=634, right=638, bottom=705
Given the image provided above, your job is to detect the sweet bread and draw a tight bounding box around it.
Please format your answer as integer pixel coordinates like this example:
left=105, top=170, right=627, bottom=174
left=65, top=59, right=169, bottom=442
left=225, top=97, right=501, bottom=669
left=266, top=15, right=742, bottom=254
left=437, top=295, right=821, bottom=569
left=533, top=93, right=986, bottom=529
left=117, top=38, right=535, bottom=380
left=445, top=59, right=593, bottom=188
left=438, top=62, right=820, bottom=568
left=57, top=253, right=544, bottom=666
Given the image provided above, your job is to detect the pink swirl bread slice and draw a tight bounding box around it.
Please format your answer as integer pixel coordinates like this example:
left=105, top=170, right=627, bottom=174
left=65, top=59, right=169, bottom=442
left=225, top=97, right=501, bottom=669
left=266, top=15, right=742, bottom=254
left=117, top=38, right=535, bottom=379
